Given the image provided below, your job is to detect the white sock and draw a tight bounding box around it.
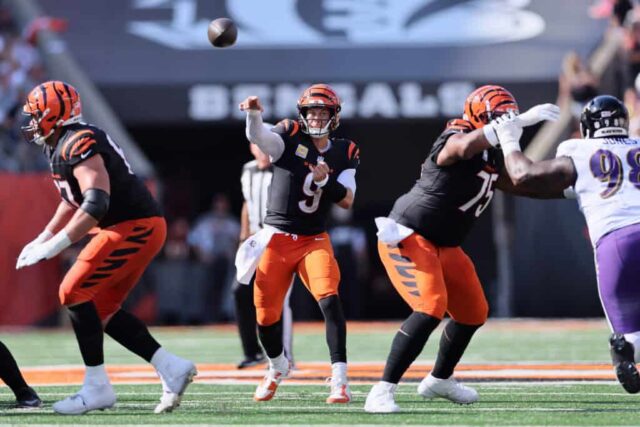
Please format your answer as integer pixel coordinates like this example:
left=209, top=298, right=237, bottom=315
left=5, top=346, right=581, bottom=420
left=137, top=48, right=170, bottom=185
left=84, top=364, right=109, bottom=386
left=331, top=362, right=348, bottom=379
left=151, top=347, right=172, bottom=371
left=624, top=331, right=640, bottom=362
left=269, top=351, right=289, bottom=371
left=379, top=380, right=397, bottom=391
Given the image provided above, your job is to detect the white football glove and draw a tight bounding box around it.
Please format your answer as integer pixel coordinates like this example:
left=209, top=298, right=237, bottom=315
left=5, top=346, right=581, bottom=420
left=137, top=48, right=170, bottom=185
left=16, top=231, right=71, bottom=269
left=16, top=229, right=53, bottom=269
left=513, top=103, right=561, bottom=128
left=493, top=112, right=523, bottom=156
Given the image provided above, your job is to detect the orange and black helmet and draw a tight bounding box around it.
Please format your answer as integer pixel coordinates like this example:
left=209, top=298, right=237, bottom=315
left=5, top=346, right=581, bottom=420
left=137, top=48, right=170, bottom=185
left=463, top=85, right=519, bottom=129
left=297, top=83, right=341, bottom=137
left=22, top=80, right=82, bottom=145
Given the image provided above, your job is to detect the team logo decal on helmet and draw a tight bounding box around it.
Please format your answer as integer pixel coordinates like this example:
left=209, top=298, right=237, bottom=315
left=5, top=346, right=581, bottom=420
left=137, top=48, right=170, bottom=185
left=463, top=85, right=519, bottom=129
left=22, top=81, right=82, bottom=145
left=580, top=95, right=628, bottom=138
left=297, top=84, right=341, bottom=137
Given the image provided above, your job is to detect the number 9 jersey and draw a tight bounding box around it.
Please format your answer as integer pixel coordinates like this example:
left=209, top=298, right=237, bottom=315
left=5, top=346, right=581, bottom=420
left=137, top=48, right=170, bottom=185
left=389, top=120, right=502, bottom=247
left=557, top=137, right=640, bottom=246
left=46, top=123, right=161, bottom=227
left=265, top=119, right=360, bottom=235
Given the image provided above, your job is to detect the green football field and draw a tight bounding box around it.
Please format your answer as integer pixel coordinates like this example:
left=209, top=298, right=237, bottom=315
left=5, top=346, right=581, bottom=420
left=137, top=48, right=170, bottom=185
left=0, top=319, right=638, bottom=425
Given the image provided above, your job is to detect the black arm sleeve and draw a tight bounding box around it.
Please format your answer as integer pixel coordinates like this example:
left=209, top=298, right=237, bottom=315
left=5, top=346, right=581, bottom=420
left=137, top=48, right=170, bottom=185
left=81, top=188, right=110, bottom=220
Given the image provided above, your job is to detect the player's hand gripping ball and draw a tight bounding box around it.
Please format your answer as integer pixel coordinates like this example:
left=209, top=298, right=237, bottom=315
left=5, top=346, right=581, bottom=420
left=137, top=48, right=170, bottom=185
left=207, top=18, right=237, bottom=48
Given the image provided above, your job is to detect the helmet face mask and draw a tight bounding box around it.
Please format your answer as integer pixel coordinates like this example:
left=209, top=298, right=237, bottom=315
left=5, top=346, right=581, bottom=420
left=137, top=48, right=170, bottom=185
left=21, top=81, right=82, bottom=146
left=580, top=95, right=629, bottom=138
left=297, top=84, right=341, bottom=138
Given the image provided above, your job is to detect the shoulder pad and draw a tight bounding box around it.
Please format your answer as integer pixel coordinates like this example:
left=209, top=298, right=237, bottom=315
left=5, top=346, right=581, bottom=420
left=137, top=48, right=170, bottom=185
left=273, top=119, right=300, bottom=137
left=61, top=128, right=98, bottom=162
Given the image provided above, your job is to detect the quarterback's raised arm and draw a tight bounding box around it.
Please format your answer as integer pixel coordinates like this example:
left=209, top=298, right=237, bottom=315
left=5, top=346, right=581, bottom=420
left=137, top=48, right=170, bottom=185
left=240, top=96, right=285, bottom=161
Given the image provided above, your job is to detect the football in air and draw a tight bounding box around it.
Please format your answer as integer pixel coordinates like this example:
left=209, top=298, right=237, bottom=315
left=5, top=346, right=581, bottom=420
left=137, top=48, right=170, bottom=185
left=207, top=18, right=237, bottom=48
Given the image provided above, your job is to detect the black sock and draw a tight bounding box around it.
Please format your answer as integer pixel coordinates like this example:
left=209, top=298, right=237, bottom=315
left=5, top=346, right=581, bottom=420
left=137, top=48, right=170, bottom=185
left=68, top=302, right=104, bottom=367
left=105, top=309, right=161, bottom=362
left=382, top=311, right=441, bottom=384
left=258, top=319, right=284, bottom=358
left=431, top=320, right=482, bottom=379
left=318, top=295, right=347, bottom=364
left=0, top=341, right=29, bottom=397
left=234, top=280, right=262, bottom=357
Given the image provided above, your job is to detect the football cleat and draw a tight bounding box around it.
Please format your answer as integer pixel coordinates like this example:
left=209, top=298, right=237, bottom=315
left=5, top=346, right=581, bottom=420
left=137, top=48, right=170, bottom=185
left=154, top=357, right=198, bottom=413
left=610, top=333, right=640, bottom=393
left=14, top=387, right=42, bottom=409
left=364, top=382, right=400, bottom=413
left=52, top=383, right=116, bottom=415
left=417, top=374, right=478, bottom=404
left=253, top=361, right=291, bottom=402
left=326, top=376, right=352, bottom=404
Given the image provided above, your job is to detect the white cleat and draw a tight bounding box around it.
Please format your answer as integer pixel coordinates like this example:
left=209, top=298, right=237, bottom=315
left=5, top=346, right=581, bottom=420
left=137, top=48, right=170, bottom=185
left=364, top=382, right=400, bottom=413
left=417, top=374, right=478, bottom=404
left=254, top=361, right=291, bottom=402
left=52, top=383, right=116, bottom=415
left=154, top=357, right=197, bottom=413
left=326, top=377, right=352, bottom=404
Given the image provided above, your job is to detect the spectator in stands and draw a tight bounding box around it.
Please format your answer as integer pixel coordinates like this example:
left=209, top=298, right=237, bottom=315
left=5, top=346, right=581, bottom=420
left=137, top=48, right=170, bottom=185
left=155, top=218, right=208, bottom=325
left=328, top=206, right=368, bottom=319
left=559, top=51, right=600, bottom=136
left=189, top=194, right=240, bottom=321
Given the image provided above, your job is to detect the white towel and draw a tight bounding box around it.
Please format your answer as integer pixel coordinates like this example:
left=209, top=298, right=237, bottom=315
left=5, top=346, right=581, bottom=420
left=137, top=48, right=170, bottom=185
left=375, top=217, right=414, bottom=246
left=235, top=227, right=277, bottom=284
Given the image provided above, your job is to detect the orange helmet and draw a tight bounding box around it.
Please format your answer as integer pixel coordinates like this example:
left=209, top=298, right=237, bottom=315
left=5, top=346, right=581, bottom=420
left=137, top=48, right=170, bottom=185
left=463, top=85, right=519, bottom=129
left=297, top=84, right=341, bottom=137
left=22, top=81, right=82, bottom=145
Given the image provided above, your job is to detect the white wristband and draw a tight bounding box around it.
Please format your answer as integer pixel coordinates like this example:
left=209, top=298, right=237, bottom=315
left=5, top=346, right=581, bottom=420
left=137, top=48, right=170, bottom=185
left=501, top=140, right=522, bottom=157
left=314, top=175, right=329, bottom=188
left=483, top=124, right=500, bottom=147
left=36, top=229, right=54, bottom=244
left=46, top=230, right=72, bottom=258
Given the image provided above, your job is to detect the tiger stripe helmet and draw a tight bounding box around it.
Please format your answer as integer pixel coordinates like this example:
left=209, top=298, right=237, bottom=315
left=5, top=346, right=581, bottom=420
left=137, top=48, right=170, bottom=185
left=22, top=81, right=82, bottom=145
left=463, top=85, right=519, bottom=129
left=297, top=83, right=341, bottom=137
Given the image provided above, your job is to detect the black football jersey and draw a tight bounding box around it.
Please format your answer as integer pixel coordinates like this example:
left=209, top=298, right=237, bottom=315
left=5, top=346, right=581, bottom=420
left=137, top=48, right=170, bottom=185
left=265, top=119, right=360, bottom=235
left=389, top=126, right=502, bottom=247
left=46, top=123, right=161, bottom=228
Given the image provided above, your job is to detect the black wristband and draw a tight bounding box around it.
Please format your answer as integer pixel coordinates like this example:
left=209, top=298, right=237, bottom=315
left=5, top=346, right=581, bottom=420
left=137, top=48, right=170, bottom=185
left=323, top=178, right=348, bottom=203
left=81, top=188, right=110, bottom=220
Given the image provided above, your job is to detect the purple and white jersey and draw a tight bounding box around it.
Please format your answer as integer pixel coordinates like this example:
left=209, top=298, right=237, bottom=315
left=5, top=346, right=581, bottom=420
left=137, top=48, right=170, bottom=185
left=556, top=137, right=640, bottom=246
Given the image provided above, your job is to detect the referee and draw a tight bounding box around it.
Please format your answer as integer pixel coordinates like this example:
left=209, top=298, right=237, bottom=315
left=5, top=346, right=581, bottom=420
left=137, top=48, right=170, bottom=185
left=233, top=142, right=294, bottom=369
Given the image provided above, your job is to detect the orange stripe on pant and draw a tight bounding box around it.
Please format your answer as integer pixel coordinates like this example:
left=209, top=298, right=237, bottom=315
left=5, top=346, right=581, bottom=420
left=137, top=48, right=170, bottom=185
left=255, top=232, right=340, bottom=326
left=59, top=216, right=166, bottom=320
left=377, top=233, right=488, bottom=325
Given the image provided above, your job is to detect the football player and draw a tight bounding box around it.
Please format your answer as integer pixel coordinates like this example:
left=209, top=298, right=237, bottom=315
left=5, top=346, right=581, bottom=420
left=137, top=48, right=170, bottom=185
left=238, top=84, right=359, bottom=403
left=498, top=94, right=640, bottom=394
left=0, top=341, right=41, bottom=408
left=15, top=81, right=196, bottom=414
left=364, top=85, right=560, bottom=413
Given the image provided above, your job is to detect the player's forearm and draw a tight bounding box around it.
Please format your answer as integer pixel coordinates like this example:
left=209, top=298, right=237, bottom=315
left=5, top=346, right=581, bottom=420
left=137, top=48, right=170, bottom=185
left=63, top=209, right=99, bottom=243
left=45, top=200, right=76, bottom=234
left=504, top=152, right=568, bottom=198
left=239, top=202, right=250, bottom=242
left=337, top=188, right=354, bottom=209
left=245, top=110, right=285, bottom=160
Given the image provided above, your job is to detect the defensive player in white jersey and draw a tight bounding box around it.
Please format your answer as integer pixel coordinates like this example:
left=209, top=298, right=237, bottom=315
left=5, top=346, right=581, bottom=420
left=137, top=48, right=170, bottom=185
left=496, top=95, right=640, bottom=394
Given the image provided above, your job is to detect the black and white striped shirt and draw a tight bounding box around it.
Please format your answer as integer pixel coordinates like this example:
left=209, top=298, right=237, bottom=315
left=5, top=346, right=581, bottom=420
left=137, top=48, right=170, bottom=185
left=240, top=160, right=273, bottom=234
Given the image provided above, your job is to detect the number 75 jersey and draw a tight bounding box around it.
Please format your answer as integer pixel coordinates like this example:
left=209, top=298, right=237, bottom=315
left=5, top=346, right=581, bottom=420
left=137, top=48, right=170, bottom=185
left=556, top=137, right=640, bottom=246
left=264, top=119, right=360, bottom=235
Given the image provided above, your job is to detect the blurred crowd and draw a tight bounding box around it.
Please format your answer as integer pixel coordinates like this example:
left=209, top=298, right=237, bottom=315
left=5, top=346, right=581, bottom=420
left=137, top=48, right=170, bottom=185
left=0, top=7, right=48, bottom=172
left=560, top=0, right=640, bottom=137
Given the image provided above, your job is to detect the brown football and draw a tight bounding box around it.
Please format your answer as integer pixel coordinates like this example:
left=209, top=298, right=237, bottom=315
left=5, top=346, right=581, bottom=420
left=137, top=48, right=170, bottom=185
left=207, top=18, right=237, bottom=48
